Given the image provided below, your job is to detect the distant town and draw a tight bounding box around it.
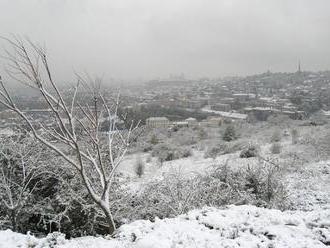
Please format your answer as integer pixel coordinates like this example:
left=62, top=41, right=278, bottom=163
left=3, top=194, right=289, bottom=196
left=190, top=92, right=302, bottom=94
left=3, top=68, right=329, bottom=135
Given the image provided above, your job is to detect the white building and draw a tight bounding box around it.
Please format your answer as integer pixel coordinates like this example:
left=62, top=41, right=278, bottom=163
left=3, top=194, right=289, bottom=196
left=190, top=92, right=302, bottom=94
left=146, top=117, right=170, bottom=128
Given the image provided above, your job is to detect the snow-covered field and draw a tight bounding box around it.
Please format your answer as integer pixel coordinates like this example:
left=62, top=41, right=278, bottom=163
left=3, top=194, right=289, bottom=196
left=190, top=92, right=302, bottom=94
left=1, top=205, right=329, bottom=247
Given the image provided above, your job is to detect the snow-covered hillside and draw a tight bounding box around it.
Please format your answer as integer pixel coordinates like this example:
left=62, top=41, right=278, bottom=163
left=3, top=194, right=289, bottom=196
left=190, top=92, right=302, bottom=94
left=1, top=123, right=330, bottom=247
left=1, top=205, right=329, bottom=248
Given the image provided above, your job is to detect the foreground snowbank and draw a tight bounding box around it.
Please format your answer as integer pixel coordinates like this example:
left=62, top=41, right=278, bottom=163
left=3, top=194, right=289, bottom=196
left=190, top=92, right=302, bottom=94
left=1, top=205, right=329, bottom=248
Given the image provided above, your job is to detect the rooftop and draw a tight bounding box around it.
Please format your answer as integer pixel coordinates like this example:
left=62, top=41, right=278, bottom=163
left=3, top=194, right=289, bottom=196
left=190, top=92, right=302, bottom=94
left=202, top=108, right=247, bottom=120
left=146, top=117, right=169, bottom=121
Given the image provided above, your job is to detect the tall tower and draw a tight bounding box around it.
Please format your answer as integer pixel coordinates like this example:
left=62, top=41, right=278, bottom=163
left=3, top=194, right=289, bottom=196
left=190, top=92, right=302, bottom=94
left=297, top=60, right=301, bottom=73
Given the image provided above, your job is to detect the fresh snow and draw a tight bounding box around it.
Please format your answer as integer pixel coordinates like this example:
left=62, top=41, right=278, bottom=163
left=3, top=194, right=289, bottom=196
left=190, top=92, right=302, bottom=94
left=1, top=205, right=329, bottom=247
left=1, top=125, right=330, bottom=247
left=285, top=160, right=330, bottom=211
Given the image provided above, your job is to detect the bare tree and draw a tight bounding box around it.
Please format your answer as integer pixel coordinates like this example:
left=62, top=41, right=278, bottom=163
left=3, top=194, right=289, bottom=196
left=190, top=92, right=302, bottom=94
left=0, top=36, right=139, bottom=234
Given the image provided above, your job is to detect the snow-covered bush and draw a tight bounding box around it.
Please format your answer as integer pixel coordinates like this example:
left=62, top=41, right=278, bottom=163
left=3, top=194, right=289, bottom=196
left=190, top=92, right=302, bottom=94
left=240, top=143, right=260, bottom=158
left=135, top=157, right=145, bottom=178
left=151, top=143, right=192, bottom=163
left=0, top=136, right=71, bottom=233
left=140, top=142, right=153, bottom=152
left=0, top=135, right=122, bottom=237
left=313, top=131, right=330, bottom=160
left=117, top=159, right=288, bottom=223
left=151, top=143, right=175, bottom=163
left=270, top=130, right=282, bottom=142
left=198, top=128, right=208, bottom=140
left=223, top=125, right=237, bottom=142
left=270, top=142, right=282, bottom=154
left=244, top=158, right=288, bottom=209
left=205, top=141, right=245, bottom=159
left=149, top=134, right=159, bottom=145
left=204, top=145, right=223, bottom=159
left=172, top=128, right=198, bottom=146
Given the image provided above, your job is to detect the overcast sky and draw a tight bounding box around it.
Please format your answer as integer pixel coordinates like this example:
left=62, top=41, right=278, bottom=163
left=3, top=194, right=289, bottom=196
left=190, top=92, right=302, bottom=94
left=1, top=0, right=330, bottom=82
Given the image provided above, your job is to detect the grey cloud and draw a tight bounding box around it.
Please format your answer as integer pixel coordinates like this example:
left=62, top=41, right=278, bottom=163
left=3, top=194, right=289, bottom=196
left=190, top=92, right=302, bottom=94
left=0, top=0, right=330, bottom=81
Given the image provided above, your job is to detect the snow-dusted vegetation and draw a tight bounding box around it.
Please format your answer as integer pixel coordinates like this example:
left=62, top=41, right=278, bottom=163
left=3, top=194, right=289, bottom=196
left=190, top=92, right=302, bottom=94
left=1, top=113, right=330, bottom=247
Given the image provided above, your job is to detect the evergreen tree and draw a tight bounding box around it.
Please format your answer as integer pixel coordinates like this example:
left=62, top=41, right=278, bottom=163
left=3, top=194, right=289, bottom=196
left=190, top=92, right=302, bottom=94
left=223, top=125, right=237, bottom=142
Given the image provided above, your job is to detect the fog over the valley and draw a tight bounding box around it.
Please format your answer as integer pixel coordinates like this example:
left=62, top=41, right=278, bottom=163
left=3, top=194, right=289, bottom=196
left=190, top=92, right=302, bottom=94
left=1, top=0, right=330, bottom=82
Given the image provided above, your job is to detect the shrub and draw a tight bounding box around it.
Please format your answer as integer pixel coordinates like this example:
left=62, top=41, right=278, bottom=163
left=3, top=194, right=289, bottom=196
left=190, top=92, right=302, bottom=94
left=291, top=128, right=299, bottom=144
left=135, top=158, right=145, bottom=178
left=205, top=141, right=246, bottom=159
left=151, top=143, right=192, bottom=163
left=120, top=159, right=288, bottom=222
left=177, top=135, right=197, bottom=146
left=150, top=134, right=159, bottom=145
left=244, top=158, right=288, bottom=209
left=270, top=142, right=281, bottom=154
left=152, top=144, right=175, bottom=163
left=271, top=130, right=281, bottom=142
left=223, top=125, right=237, bottom=142
left=312, top=132, right=330, bottom=160
left=233, top=162, right=279, bottom=201
left=198, top=128, right=208, bottom=140
left=240, top=144, right=259, bottom=158
left=204, top=145, right=222, bottom=159
left=181, top=148, right=192, bottom=158
left=140, top=142, right=152, bottom=152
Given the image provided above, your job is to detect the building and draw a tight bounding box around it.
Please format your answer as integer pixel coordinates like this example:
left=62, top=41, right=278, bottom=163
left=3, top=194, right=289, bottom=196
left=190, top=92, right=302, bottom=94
left=202, top=107, right=248, bottom=122
left=207, top=116, right=223, bottom=127
left=186, top=117, right=198, bottom=127
left=211, top=103, right=231, bottom=112
left=146, top=117, right=170, bottom=128
left=172, top=121, right=189, bottom=128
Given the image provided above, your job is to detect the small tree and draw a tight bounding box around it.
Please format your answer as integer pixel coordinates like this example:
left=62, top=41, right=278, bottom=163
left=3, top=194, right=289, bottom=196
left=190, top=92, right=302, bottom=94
left=150, top=134, right=158, bottom=145
left=0, top=37, right=139, bottom=234
left=135, top=157, right=145, bottom=178
left=223, top=125, right=237, bottom=142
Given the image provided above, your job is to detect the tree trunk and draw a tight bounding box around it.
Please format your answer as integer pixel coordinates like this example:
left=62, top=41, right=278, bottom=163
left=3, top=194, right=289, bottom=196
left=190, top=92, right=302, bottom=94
left=79, top=169, right=116, bottom=235
left=99, top=204, right=116, bottom=235
left=11, top=210, right=17, bottom=232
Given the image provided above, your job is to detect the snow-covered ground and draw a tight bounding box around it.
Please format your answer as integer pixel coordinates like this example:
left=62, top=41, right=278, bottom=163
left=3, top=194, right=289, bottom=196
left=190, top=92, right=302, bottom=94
left=1, top=124, right=330, bottom=247
left=1, top=205, right=329, bottom=247
left=285, top=160, right=330, bottom=211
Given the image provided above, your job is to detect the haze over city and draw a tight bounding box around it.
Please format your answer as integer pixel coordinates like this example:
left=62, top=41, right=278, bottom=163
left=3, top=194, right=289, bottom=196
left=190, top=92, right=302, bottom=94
left=1, top=0, right=330, bottom=82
